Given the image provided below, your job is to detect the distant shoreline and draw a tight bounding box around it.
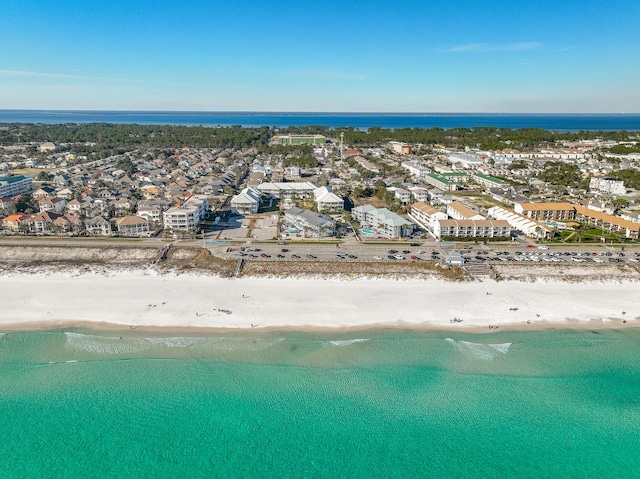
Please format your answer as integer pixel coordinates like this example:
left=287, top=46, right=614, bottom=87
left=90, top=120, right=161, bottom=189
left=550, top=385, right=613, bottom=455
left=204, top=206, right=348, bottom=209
left=2, top=110, right=639, bottom=131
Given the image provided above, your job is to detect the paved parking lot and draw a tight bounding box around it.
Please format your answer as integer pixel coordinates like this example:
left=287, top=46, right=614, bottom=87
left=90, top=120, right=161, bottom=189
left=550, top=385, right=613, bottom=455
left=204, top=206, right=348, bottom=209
left=220, top=243, right=639, bottom=265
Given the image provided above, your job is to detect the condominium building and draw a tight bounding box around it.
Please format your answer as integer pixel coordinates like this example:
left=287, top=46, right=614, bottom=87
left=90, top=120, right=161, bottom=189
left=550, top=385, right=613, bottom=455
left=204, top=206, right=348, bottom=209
left=473, top=172, right=507, bottom=189
left=447, top=201, right=485, bottom=221
left=230, top=187, right=261, bottom=215
left=256, top=182, right=317, bottom=199
left=284, top=207, right=336, bottom=237
left=574, top=204, right=640, bottom=239
left=313, top=186, right=344, bottom=212
left=272, top=134, right=325, bottom=146
left=409, top=202, right=448, bottom=232
left=423, top=173, right=458, bottom=192
left=487, top=206, right=553, bottom=239
left=0, top=175, right=33, bottom=197
left=434, top=219, right=511, bottom=240
left=589, top=177, right=626, bottom=195
left=163, top=195, right=209, bottom=230
left=351, top=205, right=414, bottom=239
left=514, top=202, right=576, bottom=221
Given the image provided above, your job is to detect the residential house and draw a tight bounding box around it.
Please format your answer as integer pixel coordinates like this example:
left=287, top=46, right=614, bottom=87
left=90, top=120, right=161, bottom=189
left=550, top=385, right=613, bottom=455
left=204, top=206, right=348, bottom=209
left=85, top=216, right=113, bottom=236
left=27, top=211, right=63, bottom=233
left=115, top=216, right=150, bottom=237
left=32, top=186, right=56, bottom=199
left=38, top=197, right=67, bottom=214
left=2, top=212, right=29, bottom=232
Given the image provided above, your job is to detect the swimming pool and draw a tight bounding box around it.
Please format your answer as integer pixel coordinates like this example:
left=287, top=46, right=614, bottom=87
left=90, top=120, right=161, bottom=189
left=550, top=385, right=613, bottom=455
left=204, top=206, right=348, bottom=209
left=362, top=229, right=374, bottom=235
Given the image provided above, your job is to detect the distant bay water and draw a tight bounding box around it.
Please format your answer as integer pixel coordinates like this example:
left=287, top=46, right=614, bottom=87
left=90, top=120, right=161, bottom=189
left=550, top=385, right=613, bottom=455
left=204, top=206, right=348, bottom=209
left=1, top=110, right=640, bottom=131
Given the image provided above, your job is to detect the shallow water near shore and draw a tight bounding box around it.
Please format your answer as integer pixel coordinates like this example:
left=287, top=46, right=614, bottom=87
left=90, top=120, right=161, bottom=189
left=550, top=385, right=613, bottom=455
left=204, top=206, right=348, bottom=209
left=1, top=328, right=640, bottom=478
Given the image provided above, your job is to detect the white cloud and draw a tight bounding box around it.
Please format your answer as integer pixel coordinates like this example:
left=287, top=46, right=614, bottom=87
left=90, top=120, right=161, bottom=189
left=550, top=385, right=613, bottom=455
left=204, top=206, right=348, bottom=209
left=443, top=42, right=542, bottom=53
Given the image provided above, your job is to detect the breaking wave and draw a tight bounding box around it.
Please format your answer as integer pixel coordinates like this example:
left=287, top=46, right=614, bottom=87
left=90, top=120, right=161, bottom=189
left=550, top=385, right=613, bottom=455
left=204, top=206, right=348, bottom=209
left=446, top=338, right=512, bottom=360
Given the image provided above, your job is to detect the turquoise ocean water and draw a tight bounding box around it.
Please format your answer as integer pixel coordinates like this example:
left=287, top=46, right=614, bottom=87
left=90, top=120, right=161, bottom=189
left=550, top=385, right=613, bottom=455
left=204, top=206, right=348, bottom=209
left=1, top=328, right=639, bottom=478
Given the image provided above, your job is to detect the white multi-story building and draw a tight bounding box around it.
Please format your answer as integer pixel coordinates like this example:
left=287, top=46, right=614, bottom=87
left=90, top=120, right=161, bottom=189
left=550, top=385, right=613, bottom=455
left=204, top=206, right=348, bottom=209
left=391, top=187, right=411, bottom=205
left=0, top=175, right=33, bottom=197
left=449, top=152, right=484, bottom=168
left=409, top=187, right=430, bottom=203
left=115, top=216, right=150, bottom=237
left=434, top=219, right=511, bottom=240
left=401, top=160, right=430, bottom=179
left=409, top=202, right=448, bottom=233
left=163, top=195, right=209, bottom=230
left=284, top=207, right=336, bottom=237
left=589, top=177, right=626, bottom=195
left=487, top=206, right=552, bottom=239
left=313, top=186, right=343, bottom=212
left=351, top=205, right=414, bottom=239
left=447, top=201, right=486, bottom=221
left=256, top=182, right=317, bottom=199
left=230, top=187, right=261, bottom=215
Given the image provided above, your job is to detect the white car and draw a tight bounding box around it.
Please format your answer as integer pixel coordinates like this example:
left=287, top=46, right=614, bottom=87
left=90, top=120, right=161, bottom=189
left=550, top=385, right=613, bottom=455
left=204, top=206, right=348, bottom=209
left=374, top=256, right=383, bottom=260
left=394, top=255, right=405, bottom=260
left=537, top=245, right=549, bottom=250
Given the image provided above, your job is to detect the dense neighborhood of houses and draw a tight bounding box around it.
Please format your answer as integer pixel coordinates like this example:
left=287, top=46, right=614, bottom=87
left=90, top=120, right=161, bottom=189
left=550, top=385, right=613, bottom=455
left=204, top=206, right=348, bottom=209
left=1, top=132, right=639, bottom=243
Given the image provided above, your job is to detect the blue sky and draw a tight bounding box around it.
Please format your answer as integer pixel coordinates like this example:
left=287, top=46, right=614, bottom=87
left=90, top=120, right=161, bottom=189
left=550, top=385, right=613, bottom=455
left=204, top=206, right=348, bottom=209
left=1, top=0, right=639, bottom=112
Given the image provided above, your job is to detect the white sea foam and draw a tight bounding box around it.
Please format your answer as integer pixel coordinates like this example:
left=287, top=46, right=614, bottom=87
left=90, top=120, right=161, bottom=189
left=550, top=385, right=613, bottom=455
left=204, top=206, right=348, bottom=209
left=446, top=338, right=512, bottom=360
left=328, top=339, right=370, bottom=346
left=65, top=332, right=285, bottom=354
left=65, top=332, right=148, bottom=355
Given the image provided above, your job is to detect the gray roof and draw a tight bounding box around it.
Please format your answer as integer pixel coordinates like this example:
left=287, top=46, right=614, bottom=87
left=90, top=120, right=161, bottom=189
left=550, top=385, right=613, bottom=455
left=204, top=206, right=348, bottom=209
left=286, top=207, right=335, bottom=228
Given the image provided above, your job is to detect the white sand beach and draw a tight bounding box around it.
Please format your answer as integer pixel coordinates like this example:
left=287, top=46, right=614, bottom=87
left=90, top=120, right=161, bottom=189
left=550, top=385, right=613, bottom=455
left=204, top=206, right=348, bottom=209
left=0, top=270, right=637, bottom=331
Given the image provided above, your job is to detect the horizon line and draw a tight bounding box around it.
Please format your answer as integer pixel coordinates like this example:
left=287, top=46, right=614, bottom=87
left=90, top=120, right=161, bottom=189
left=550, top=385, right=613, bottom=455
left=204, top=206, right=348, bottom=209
left=1, top=109, right=639, bottom=116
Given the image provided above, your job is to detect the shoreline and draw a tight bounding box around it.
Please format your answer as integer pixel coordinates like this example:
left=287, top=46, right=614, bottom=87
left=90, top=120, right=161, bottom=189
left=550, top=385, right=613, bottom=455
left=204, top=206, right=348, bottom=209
left=1, top=269, right=637, bottom=334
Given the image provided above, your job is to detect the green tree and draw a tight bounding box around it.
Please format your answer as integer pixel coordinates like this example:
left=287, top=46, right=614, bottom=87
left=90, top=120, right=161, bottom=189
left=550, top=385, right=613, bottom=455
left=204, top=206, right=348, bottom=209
left=16, top=194, right=39, bottom=214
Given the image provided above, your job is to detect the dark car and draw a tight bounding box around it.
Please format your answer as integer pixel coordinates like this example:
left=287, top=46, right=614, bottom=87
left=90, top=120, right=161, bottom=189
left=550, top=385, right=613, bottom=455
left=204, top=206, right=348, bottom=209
left=410, top=243, right=420, bottom=247
left=402, top=250, right=411, bottom=254
left=348, top=254, right=357, bottom=259
left=306, top=254, right=317, bottom=259
left=281, top=248, right=289, bottom=252
left=388, top=249, right=398, bottom=254
left=387, top=255, right=396, bottom=260
left=260, top=253, right=270, bottom=258
left=277, top=254, right=285, bottom=258
left=291, top=254, right=300, bottom=259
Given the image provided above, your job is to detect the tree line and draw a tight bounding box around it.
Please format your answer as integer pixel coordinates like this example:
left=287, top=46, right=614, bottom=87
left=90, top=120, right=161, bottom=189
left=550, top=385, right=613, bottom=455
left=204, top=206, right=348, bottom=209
left=1, top=122, right=638, bottom=152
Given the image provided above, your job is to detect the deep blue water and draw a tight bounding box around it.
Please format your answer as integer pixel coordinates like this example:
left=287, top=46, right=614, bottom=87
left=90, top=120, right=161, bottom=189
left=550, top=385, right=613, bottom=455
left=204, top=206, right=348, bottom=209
left=1, top=110, right=640, bottom=131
